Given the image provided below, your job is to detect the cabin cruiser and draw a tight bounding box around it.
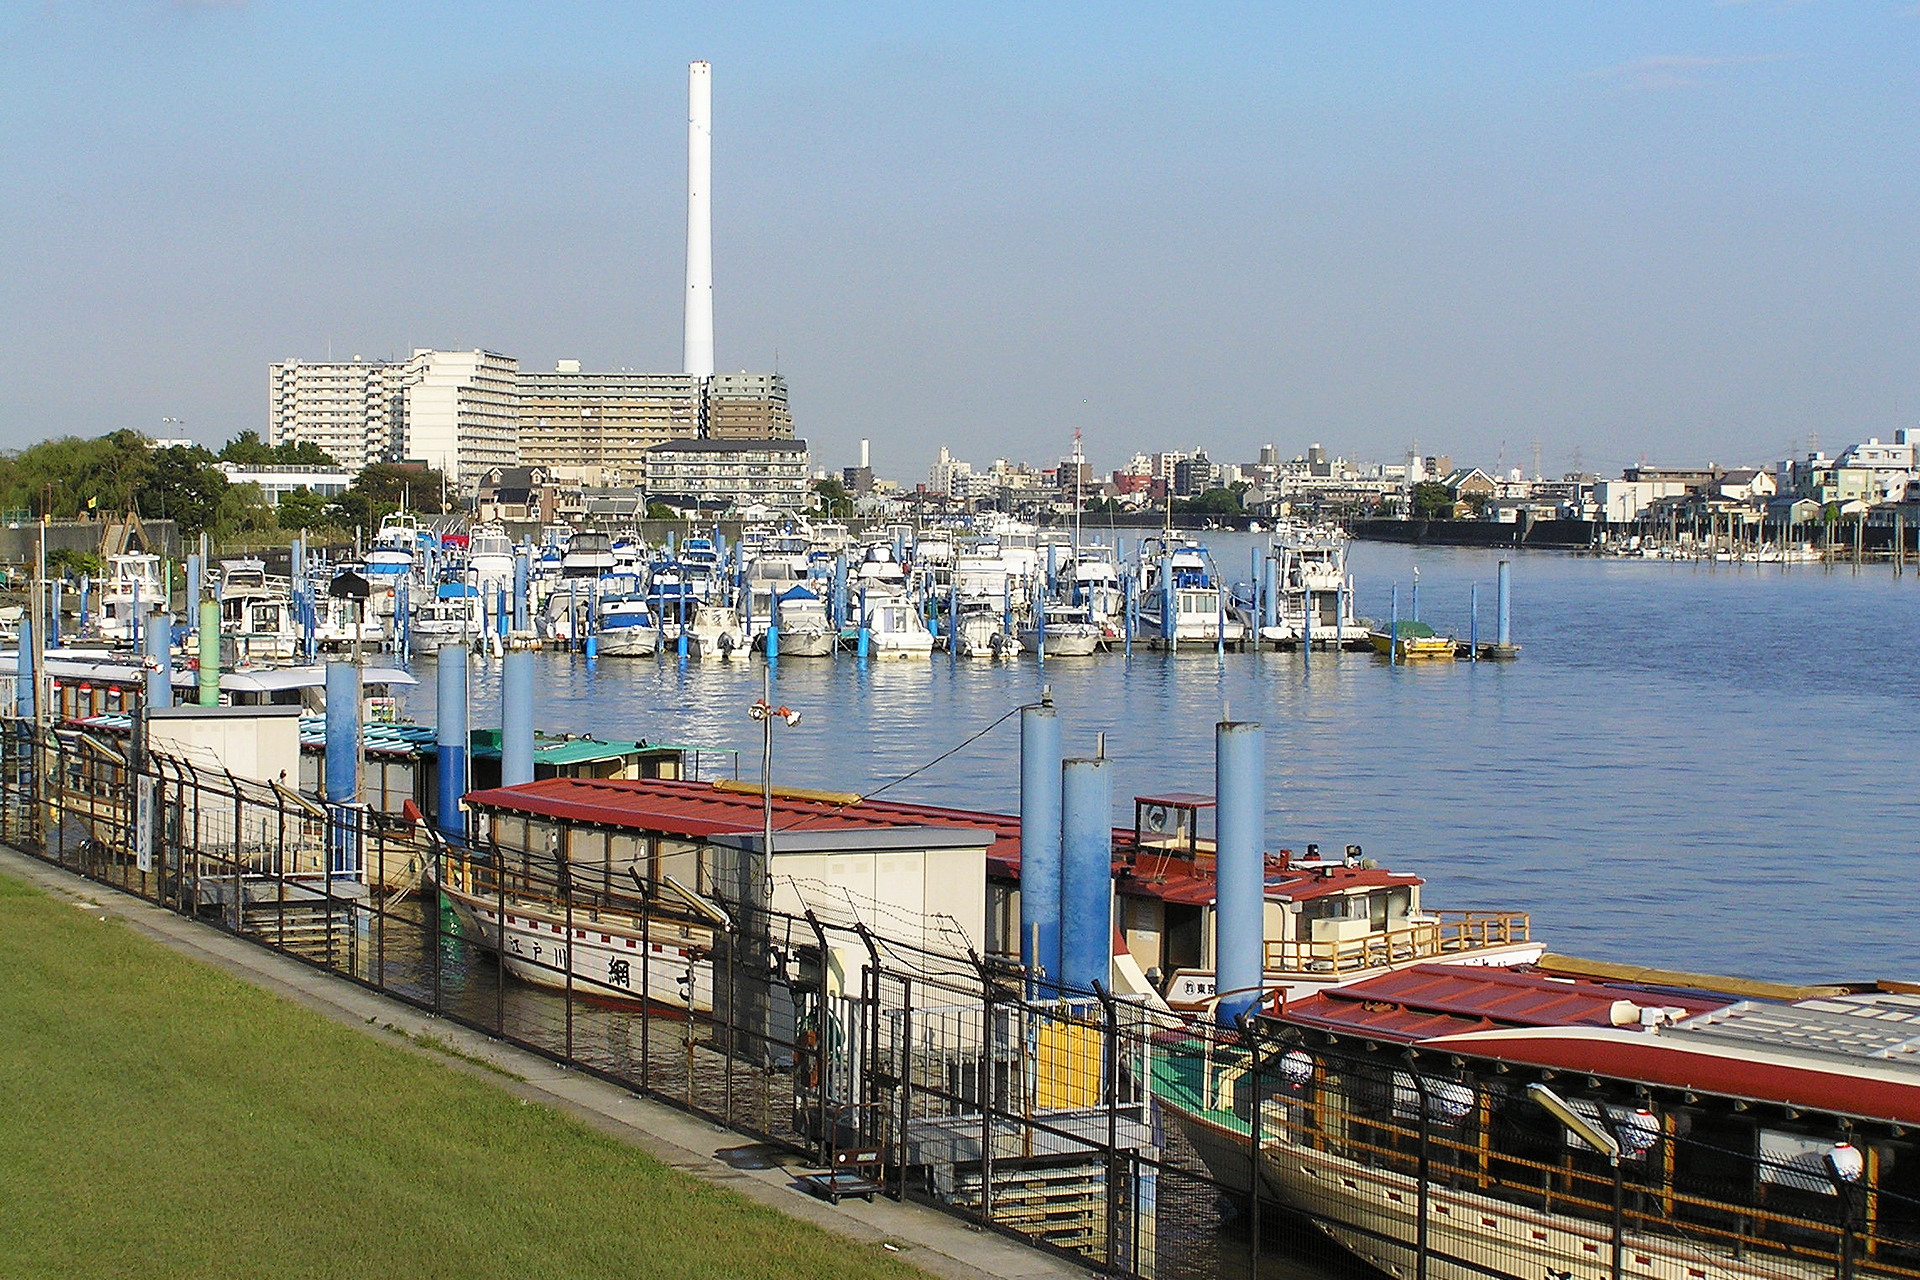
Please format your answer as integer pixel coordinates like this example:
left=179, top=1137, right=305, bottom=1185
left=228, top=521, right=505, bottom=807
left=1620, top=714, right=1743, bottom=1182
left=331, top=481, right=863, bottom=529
left=952, top=599, right=1011, bottom=658
left=217, top=559, right=299, bottom=661
left=1019, top=602, right=1103, bottom=657
left=91, top=553, right=165, bottom=644
left=1237, top=521, right=1365, bottom=646
left=412, top=582, right=482, bottom=642
left=769, top=586, right=836, bottom=658
left=365, top=512, right=420, bottom=581
left=466, top=523, right=515, bottom=589
left=684, top=601, right=747, bottom=660
left=858, top=584, right=934, bottom=658
left=678, top=537, right=723, bottom=597
left=594, top=572, right=658, bottom=658
left=1137, top=536, right=1244, bottom=646
left=1063, top=544, right=1125, bottom=638
left=560, top=531, right=614, bottom=579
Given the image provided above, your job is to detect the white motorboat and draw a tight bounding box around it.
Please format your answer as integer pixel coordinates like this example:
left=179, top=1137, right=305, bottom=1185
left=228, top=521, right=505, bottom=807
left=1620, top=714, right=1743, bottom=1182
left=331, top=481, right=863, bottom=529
left=92, top=553, right=164, bottom=643
left=769, top=586, right=835, bottom=658
left=1137, top=536, right=1245, bottom=646
left=952, top=600, right=1011, bottom=658
left=685, top=601, right=747, bottom=660
left=466, top=524, right=516, bottom=589
left=593, top=572, right=658, bottom=657
left=1020, top=603, right=1103, bottom=657
left=561, top=531, right=614, bottom=579
left=412, top=584, right=482, bottom=642
left=858, top=584, right=934, bottom=658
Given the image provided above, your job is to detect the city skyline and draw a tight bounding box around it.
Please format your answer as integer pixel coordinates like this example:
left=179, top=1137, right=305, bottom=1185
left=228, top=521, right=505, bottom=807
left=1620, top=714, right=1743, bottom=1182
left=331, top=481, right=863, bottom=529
left=3, top=3, right=1917, bottom=481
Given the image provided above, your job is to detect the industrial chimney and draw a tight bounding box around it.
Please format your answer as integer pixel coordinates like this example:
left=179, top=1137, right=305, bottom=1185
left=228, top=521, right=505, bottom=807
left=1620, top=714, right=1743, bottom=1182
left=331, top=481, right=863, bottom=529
left=684, top=61, right=715, bottom=379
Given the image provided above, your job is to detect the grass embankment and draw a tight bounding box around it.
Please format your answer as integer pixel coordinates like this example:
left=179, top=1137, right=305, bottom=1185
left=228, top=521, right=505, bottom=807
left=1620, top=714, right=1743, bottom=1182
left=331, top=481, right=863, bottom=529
left=0, top=873, right=924, bottom=1280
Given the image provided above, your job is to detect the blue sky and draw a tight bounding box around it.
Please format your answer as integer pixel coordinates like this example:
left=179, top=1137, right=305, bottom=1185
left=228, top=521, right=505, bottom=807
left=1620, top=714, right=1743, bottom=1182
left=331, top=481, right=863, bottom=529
left=2, top=1, right=1916, bottom=480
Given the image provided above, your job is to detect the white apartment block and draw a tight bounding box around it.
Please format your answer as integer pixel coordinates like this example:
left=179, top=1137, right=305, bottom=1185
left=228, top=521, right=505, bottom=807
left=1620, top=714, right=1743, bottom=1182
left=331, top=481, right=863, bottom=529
left=929, top=446, right=974, bottom=496
left=267, top=358, right=404, bottom=471
left=398, top=349, right=519, bottom=483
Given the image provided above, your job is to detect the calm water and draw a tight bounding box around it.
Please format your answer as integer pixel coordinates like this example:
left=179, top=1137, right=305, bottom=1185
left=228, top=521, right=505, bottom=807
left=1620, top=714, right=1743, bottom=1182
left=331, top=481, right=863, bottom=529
left=395, top=538, right=1920, bottom=985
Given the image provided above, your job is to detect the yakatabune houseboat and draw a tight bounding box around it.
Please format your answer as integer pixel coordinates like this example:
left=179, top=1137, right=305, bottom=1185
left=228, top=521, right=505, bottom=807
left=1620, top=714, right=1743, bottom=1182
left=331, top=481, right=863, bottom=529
left=983, top=790, right=1540, bottom=1014
left=1157, top=962, right=1920, bottom=1280
left=440, top=776, right=1000, bottom=1013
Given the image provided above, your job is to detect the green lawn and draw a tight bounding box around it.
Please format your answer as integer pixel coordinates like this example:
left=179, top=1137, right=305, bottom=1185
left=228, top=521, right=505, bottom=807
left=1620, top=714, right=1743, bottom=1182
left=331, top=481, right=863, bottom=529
left=0, top=872, right=925, bottom=1280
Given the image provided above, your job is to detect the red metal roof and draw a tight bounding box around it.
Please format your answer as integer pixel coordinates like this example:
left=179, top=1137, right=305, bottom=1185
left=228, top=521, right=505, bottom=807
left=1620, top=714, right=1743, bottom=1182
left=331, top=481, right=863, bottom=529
left=1276, top=964, right=1732, bottom=1044
left=463, top=777, right=1021, bottom=853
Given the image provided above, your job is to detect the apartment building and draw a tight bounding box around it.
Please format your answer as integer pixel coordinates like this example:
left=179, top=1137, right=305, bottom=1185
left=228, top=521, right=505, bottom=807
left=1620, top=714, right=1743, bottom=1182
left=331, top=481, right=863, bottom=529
left=267, top=358, right=404, bottom=471
left=644, top=438, right=810, bottom=514
left=516, top=361, right=702, bottom=486
left=704, top=372, right=794, bottom=439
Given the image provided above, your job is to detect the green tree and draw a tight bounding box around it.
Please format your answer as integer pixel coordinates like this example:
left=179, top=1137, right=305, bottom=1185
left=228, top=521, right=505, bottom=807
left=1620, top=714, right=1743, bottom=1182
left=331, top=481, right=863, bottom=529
left=140, top=445, right=228, bottom=538
left=329, top=462, right=447, bottom=533
left=812, top=477, right=854, bottom=519
left=214, top=482, right=280, bottom=542
left=1176, top=486, right=1243, bottom=517
left=1410, top=482, right=1457, bottom=520
left=277, top=486, right=329, bottom=531
left=645, top=501, right=678, bottom=520
left=218, top=430, right=340, bottom=469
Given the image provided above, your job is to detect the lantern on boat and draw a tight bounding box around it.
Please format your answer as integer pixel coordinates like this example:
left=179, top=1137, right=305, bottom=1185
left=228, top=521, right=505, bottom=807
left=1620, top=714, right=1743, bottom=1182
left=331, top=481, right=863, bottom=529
left=1620, top=1108, right=1660, bottom=1157
left=1827, top=1142, right=1865, bottom=1183
left=1279, top=1050, right=1315, bottom=1090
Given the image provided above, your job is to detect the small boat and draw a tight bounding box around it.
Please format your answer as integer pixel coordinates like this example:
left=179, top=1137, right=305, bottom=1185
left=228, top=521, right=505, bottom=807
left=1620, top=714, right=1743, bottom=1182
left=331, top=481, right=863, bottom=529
left=770, top=586, right=836, bottom=658
left=1019, top=603, right=1103, bottom=657
left=594, top=573, right=658, bottom=657
left=466, top=524, right=516, bottom=588
left=685, top=601, right=747, bottom=660
left=365, top=513, right=420, bottom=581
left=91, top=553, right=165, bottom=643
left=1368, top=619, right=1457, bottom=660
left=560, top=531, right=614, bottom=579
left=412, top=583, right=482, bottom=641
left=857, top=584, right=934, bottom=658
left=952, top=600, right=1010, bottom=659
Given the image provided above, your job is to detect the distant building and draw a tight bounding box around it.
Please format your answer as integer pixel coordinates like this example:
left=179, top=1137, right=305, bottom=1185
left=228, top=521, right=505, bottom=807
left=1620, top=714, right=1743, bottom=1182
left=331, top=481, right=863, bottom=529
left=216, top=464, right=354, bottom=503
left=644, top=438, right=810, bottom=514
left=516, top=361, right=701, bottom=487
left=398, top=349, right=519, bottom=484
left=473, top=465, right=581, bottom=523
left=704, top=373, right=794, bottom=439
left=267, top=358, right=404, bottom=472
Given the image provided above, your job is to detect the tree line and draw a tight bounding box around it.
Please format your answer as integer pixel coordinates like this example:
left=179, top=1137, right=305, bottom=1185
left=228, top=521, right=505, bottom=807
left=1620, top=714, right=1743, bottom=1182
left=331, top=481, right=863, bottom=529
left=0, top=430, right=447, bottom=544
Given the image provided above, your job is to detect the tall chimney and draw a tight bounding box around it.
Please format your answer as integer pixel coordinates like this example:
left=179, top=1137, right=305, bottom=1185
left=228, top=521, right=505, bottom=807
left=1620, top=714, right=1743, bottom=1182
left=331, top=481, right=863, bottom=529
left=684, top=61, right=715, bottom=379
left=859, top=438, right=870, bottom=470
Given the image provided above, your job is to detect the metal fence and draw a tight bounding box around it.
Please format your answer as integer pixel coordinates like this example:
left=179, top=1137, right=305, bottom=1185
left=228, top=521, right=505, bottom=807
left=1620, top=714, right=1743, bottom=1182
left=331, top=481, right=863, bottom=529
left=7, top=715, right=1908, bottom=1280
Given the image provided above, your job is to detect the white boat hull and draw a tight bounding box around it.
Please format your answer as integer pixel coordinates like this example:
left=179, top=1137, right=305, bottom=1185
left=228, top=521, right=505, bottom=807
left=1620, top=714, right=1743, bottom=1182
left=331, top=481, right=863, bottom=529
left=772, top=627, right=836, bottom=658
left=440, top=885, right=714, bottom=1013
left=596, top=625, right=659, bottom=657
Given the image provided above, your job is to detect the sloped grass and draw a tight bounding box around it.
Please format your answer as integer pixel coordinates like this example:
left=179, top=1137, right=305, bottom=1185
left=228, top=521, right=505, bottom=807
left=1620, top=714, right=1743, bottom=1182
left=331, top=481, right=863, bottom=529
left=0, top=873, right=922, bottom=1280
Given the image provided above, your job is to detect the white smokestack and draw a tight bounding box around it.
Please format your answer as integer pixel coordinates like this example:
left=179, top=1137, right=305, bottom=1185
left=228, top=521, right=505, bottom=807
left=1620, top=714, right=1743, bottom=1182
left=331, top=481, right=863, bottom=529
left=684, top=60, right=714, bottom=379
left=859, top=439, right=870, bottom=469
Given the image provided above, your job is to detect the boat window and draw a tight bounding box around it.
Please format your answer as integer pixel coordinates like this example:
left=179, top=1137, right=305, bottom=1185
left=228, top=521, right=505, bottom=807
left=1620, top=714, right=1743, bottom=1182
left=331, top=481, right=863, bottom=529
left=492, top=814, right=527, bottom=852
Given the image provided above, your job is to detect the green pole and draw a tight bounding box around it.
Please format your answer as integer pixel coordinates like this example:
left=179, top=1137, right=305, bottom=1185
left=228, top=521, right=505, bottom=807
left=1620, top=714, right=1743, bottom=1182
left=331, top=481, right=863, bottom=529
left=198, top=597, right=220, bottom=707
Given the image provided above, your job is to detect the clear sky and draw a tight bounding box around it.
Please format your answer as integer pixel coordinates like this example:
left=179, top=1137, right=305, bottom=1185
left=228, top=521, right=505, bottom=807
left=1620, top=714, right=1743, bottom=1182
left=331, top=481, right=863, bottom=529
left=3, top=2, right=1916, bottom=481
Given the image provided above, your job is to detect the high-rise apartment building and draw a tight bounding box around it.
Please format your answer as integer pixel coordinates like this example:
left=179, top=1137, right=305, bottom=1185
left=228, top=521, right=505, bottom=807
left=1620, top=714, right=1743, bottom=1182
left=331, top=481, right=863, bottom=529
left=267, top=358, right=404, bottom=471
left=644, top=438, right=810, bottom=513
left=704, top=372, right=794, bottom=439
left=397, top=349, right=519, bottom=483
left=516, top=361, right=702, bottom=486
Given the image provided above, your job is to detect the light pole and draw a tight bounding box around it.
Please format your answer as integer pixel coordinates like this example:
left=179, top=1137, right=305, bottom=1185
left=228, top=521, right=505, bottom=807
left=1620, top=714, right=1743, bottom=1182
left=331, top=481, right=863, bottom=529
left=747, top=665, right=802, bottom=892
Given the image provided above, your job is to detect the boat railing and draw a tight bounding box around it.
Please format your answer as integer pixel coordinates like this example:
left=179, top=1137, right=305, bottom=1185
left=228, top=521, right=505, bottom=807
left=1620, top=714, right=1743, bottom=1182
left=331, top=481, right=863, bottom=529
left=1262, top=910, right=1530, bottom=973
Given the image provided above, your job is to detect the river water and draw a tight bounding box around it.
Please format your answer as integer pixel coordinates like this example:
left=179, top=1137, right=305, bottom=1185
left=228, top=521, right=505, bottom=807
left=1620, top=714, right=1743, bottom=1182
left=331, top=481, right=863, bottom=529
left=394, top=537, right=1920, bottom=986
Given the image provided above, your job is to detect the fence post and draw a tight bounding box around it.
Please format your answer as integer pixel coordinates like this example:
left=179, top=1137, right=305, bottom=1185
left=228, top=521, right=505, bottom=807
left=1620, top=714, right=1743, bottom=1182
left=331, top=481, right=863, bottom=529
left=1408, top=1053, right=1430, bottom=1280
left=1096, top=980, right=1122, bottom=1275
left=561, top=846, right=574, bottom=1068
left=896, top=974, right=913, bottom=1202
left=979, top=979, right=995, bottom=1223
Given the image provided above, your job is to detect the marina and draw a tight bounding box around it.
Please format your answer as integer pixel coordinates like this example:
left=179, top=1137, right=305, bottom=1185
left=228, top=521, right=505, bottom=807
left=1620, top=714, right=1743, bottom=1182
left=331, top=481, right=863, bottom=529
left=4, top=533, right=1918, bottom=1280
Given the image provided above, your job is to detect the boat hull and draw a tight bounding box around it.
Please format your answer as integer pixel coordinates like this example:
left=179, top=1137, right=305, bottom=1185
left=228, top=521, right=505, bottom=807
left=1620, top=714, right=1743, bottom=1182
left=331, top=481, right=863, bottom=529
left=596, top=625, right=659, bottom=658
left=772, top=627, right=836, bottom=658
left=440, top=884, right=714, bottom=1013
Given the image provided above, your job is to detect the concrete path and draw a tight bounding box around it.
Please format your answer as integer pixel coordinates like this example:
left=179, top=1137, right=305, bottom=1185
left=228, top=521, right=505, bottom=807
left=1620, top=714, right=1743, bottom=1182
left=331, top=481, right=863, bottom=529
left=0, top=847, right=1090, bottom=1280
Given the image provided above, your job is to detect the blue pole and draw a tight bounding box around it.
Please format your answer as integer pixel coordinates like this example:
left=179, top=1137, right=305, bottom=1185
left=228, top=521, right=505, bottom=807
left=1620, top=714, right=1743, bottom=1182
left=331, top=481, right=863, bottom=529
left=325, top=662, right=361, bottom=804
left=1161, top=554, right=1175, bottom=648
left=948, top=573, right=958, bottom=665
left=325, top=660, right=363, bottom=877
left=1019, top=702, right=1062, bottom=992
left=1389, top=583, right=1399, bottom=666
left=1033, top=577, right=1045, bottom=665
left=1122, top=571, right=1133, bottom=659
left=145, top=612, right=172, bottom=708
left=434, top=645, right=468, bottom=842
left=1214, top=719, right=1266, bottom=1025
left=48, top=581, right=60, bottom=649
left=501, top=649, right=534, bottom=786
left=677, top=592, right=688, bottom=661
left=1046, top=543, right=1058, bottom=598
left=79, top=576, right=91, bottom=635
left=513, top=551, right=530, bottom=633
left=1336, top=578, right=1347, bottom=648
left=1002, top=575, right=1012, bottom=647
left=857, top=586, right=870, bottom=660
left=1262, top=555, right=1278, bottom=634
left=1470, top=582, right=1479, bottom=662
left=17, top=613, right=34, bottom=720
left=1497, top=559, right=1512, bottom=648
left=1060, top=753, right=1113, bottom=996
left=1302, top=577, right=1312, bottom=663
left=186, top=554, right=201, bottom=616
left=1412, top=568, right=1420, bottom=623
left=765, top=591, right=780, bottom=662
